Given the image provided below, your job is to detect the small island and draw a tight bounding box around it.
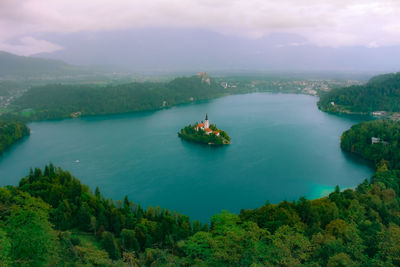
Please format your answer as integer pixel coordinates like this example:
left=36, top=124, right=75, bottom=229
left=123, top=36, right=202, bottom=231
left=178, top=114, right=231, bottom=145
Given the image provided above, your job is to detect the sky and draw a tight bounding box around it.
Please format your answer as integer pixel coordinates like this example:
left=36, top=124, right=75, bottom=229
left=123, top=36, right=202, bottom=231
left=1, top=0, right=400, bottom=55
left=0, top=0, right=400, bottom=72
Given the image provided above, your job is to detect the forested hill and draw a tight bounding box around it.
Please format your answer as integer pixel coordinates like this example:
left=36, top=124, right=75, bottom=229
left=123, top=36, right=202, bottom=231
left=0, top=51, right=90, bottom=78
left=0, top=121, right=30, bottom=154
left=341, top=119, right=400, bottom=170
left=318, top=72, right=400, bottom=114
left=11, top=75, right=225, bottom=120
left=0, top=164, right=207, bottom=266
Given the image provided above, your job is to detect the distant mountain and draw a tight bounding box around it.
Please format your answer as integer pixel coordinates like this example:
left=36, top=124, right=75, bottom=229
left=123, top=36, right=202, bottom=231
left=318, top=72, right=400, bottom=113
left=0, top=51, right=89, bottom=78
left=35, top=28, right=400, bottom=72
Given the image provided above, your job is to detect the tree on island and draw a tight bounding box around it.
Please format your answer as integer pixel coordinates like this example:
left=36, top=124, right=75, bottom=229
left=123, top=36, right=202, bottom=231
left=178, top=115, right=230, bottom=145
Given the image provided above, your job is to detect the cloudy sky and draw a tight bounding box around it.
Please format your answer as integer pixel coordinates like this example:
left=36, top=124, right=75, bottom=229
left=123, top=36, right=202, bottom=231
left=1, top=0, right=400, bottom=56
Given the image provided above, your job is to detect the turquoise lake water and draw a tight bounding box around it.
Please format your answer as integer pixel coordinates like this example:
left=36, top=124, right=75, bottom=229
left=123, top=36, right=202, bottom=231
left=0, top=93, right=373, bottom=221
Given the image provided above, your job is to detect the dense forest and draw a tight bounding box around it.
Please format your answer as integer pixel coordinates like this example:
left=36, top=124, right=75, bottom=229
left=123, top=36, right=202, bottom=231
left=1, top=120, right=400, bottom=266
left=341, top=120, right=400, bottom=170
left=318, top=72, right=400, bottom=113
left=0, top=121, right=30, bottom=154
left=0, top=164, right=208, bottom=266
left=11, top=75, right=226, bottom=121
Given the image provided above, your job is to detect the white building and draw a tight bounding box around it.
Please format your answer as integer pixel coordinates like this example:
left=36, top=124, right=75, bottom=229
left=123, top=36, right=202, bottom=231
left=371, top=137, right=389, bottom=145
left=204, top=114, right=209, bottom=129
left=372, top=111, right=386, bottom=116
left=371, top=137, right=381, bottom=144
left=195, top=114, right=220, bottom=136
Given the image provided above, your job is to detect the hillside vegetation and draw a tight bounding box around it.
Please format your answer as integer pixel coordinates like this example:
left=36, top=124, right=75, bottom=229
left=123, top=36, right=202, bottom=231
left=0, top=121, right=29, bottom=154
left=341, top=120, right=400, bottom=169
left=318, top=72, right=400, bottom=114
left=11, top=75, right=225, bottom=121
left=0, top=164, right=207, bottom=266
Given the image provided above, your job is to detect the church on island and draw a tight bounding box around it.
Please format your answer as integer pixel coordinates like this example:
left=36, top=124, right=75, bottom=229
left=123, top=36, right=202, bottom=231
left=178, top=114, right=230, bottom=145
left=195, top=114, right=220, bottom=136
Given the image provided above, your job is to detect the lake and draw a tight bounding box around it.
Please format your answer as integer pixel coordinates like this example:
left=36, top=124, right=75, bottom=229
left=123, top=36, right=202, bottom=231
left=0, top=93, right=373, bottom=221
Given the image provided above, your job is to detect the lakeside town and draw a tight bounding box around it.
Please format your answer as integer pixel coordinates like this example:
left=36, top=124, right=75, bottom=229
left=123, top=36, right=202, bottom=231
left=215, top=77, right=362, bottom=96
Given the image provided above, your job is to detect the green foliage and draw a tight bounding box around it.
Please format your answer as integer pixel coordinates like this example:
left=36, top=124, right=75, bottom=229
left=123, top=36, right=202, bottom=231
left=178, top=123, right=230, bottom=145
left=327, top=253, right=356, bottom=267
left=376, top=223, right=400, bottom=266
left=266, top=225, right=311, bottom=266
left=12, top=76, right=225, bottom=120
left=341, top=120, right=400, bottom=170
left=181, top=211, right=269, bottom=266
left=1, top=156, right=400, bottom=266
left=238, top=166, right=400, bottom=266
left=16, top=164, right=205, bottom=254
left=101, top=231, right=120, bottom=260
left=0, top=188, right=57, bottom=266
left=57, top=231, right=119, bottom=266
left=318, top=72, right=400, bottom=113
left=121, top=229, right=140, bottom=252
left=0, top=229, right=11, bottom=265
left=74, top=243, right=115, bottom=266
left=0, top=121, right=30, bottom=154
left=5, top=208, right=56, bottom=266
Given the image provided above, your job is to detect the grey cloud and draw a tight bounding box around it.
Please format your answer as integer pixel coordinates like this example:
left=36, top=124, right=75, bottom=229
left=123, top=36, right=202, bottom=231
left=0, top=36, right=63, bottom=56
left=1, top=0, right=400, bottom=55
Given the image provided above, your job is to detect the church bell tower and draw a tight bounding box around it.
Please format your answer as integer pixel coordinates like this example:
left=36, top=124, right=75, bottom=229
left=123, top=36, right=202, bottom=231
left=204, top=114, right=210, bottom=129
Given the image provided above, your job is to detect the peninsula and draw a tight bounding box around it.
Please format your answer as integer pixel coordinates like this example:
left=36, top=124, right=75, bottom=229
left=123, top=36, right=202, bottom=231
left=178, top=114, right=231, bottom=145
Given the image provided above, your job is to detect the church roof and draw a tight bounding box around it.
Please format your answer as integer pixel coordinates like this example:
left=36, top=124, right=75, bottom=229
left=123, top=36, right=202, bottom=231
left=205, top=128, right=212, bottom=132
left=197, top=123, right=204, bottom=127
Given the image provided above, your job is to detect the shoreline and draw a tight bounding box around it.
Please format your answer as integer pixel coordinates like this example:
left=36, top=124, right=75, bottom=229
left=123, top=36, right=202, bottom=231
left=6, top=91, right=316, bottom=123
